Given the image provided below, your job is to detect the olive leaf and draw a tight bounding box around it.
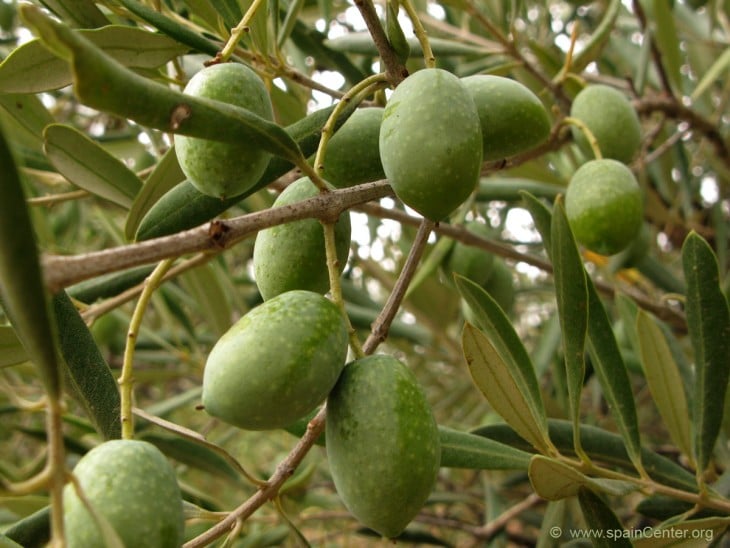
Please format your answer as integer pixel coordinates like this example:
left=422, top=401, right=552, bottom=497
left=0, top=25, right=189, bottom=93
left=682, top=231, right=730, bottom=474
left=0, top=120, right=61, bottom=399
left=636, top=310, right=694, bottom=465
left=438, top=426, right=532, bottom=470
left=577, top=487, right=632, bottom=548
left=461, top=321, right=553, bottom=455
left=44, top=124, right=143, bottom=209
left=551, top=198, right=588, bottom=458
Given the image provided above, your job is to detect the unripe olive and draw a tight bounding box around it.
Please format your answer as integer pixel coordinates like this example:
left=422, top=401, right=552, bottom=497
left=565, top=159, right=643, bottom=256
left=174, top=63, right=274, bottom=199
left=202, top=290, right=349, bottom=430
left=461, top=75, right=551, bottom=161
left=326, top=355, right=441, bottom=538
left=63, top=440, right=184, bottom=548
left=570, top=84, right=642, bottom=164
left=443, top=221, right=495, bottom=287
left=379, top=68, right=483, bottom=220
left=320, top=107, right=385, bottom=188
left=253, top=177, right=352, bottom=301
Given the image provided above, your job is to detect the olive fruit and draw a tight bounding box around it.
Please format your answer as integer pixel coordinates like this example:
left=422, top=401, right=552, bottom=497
left=202, top=290, right=348, bottom=430
left=326, top=355, right=441, bottom=538
left=565, top=159, right=643, bottom=256
left=462, top=256, right=515, bottom=324
left=63, top=440, right=184, bottom=548
left=443, top=221, right=496, bottom=287
left=320, top=107, right=385, bottom=188
left=461, top=75, right=551, bottom=161
left=253, top=177, right=352, bottom=301
left=379, top=68, right=483, bottom=220
left=570, top=84, right=642, bottom=164
left=174, top=63, right=274, bottom=199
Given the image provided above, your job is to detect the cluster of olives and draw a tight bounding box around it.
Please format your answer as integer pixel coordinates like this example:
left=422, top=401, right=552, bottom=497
left=166, top=62, right=645, bottom=538
left=169, top=63, right=559, bottom=536
left=565, top=84, right=645, bottom=256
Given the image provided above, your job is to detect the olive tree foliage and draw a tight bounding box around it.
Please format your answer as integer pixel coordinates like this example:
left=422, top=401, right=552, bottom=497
left=0, top=0, right=729, bottom=545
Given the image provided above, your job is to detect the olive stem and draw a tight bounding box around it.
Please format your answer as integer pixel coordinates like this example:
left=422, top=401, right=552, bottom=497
left=322, top=222, right=366, bottom=358
left=218, top=0, right=267, bottom=62
left=400, top=0, right=435, bottom=68
left=363, top=218, right=435, bottom=354
left=119, top=258, right=176, bottom=440
left=46, top=397, right=67, bottom=547
left=183, top=406, right=328, bottom=548
left=312, top=73, right=389, bottom=183
left=561, top=116, right=603, bottom=160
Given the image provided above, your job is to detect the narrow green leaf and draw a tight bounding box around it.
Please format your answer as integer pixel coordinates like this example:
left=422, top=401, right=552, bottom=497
left=43, top=124, right=142, bottom=208
left=138, top=433, right=245, bottom=485
left=20, top=6, right=302, bottom=165
left=277, top=0, right=305, bottom=48
left=2, top=506, right=50, bottom=548
left=385, top=0, right=410, bottom=64
left=0, top=26, right=189, bottom=93
left=682, top=231, right=730, bottom=473
left=456, top=275, right=550, bottom=446
left=438, top=425, right=532, bottom=470
left=0, top=326, right=28, bottom=368
left=39, top=0, right=109, bottom=28
left=652, top=0, right=683, bottom=93
left=585, top=278, right=643, bottom=474
left=124, top=147, right=185, bottom=241
left=461, top=322, right=552, bottom=454
left=0, top=94, right=55, bottom=147
left=566, top=0, right=621, bottom=75
left=636, top=310, right=694, bottom=464
left=519, top=191, right=554, bottom=254
left=180, top=263, right=233, bottom=337
left=551, top=198, right=588, bottom=457
left=0, top=122, right=61, bottom=398
left=52, top=291, right=121, bottom=440
left=477, top=178, right=563, bottom=202
left=324, top=33, right=496, bottom=57
left=632, top=517, right=730, bottom=547
left=473, top=419, right=698, bottom=492
left=117, top=0, right=221, bottom=57
left=66, top=265, right=154, bottom=303
left=691, top=48, right=730, bottom=101
left=577, top=487, right=632, bottom=548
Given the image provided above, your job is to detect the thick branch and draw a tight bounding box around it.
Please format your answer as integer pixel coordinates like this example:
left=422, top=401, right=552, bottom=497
left=43, top=181, right=393, bottom=292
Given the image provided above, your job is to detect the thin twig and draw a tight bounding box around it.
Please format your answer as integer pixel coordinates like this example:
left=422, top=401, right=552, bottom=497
left=352, top=0, right=409, bottom=85
left=363, top=218, right=435, bottom=354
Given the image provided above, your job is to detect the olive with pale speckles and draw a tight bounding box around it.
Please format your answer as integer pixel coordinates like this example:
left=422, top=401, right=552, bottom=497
left=320, top=107, right=385, bottom=188
left=326, top=355, right=441, bottom=538
left=379, top=68, right=483, bottom=221
left=461, top=75, right=551, bottom=161
left=253, top=177, right=351, bottom=301
left=174, top=63, right=273, bottom=199
left=63, top=440, right=184, bottom=548
left=202, top=290, right=348, bottom=430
